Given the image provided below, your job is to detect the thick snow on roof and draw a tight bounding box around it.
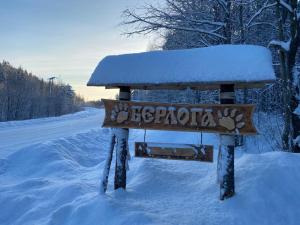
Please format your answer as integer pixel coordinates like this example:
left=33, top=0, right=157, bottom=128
left=87, top=45, right=275, bottom=88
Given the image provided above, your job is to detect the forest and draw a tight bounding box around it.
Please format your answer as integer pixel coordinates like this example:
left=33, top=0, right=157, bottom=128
left=124, top=0, right=300, bottom=152
left=0, top=61, right=84, bottom=122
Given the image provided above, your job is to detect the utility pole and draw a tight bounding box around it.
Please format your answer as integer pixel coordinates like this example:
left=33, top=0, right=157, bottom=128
left=47, top=76, right=56, bottom=116
left=48, top=77, right=56, bottom=96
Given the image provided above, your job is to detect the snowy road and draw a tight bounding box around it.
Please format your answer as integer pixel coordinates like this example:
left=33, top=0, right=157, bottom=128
left=0, top=108, right=104, bottom=157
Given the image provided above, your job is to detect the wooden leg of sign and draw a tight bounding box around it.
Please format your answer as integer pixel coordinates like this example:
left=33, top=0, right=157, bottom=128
left=219, top=84, right=235, bottom=200
left=219, top=136, right=235, bottom=200
left=114, top=87, right=130, bottom=190
left=101, top=133, right=115, bottom=193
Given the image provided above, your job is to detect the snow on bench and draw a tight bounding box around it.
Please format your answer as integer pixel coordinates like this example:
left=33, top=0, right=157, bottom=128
left=87, top=45, right=276, bottom=89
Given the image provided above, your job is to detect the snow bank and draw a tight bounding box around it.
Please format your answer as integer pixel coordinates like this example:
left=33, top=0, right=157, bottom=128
left=88, top=45, right=275, bottom=87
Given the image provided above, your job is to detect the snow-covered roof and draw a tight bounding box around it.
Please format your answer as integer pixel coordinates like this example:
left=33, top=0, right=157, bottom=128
left=87, top=45, right=276, bottom=89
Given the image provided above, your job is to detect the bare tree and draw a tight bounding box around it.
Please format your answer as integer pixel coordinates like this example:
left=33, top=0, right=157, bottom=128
left=122, top=0, right=228, bottom=47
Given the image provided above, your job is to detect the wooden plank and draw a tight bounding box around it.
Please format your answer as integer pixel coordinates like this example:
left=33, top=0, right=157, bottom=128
left=102, top=99, right=257, bottom=135
left=91, top=80, right=275, bottom=90
left=135, top=142, right=213, bottom=162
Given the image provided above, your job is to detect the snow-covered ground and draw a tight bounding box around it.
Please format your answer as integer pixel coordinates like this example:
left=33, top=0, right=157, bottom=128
left=0, top=108, right=299, bottom=225
left=0, top=108, right=104, bottom=158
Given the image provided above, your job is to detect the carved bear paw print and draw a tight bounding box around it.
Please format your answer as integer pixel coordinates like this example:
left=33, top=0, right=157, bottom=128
left=111, top=103, right=129, bottom=123
left=218, top=108, right=245, bottom=131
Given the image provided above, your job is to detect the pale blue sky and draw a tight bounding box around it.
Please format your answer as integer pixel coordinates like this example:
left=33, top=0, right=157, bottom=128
left=0, top=0, right=157, bottom=100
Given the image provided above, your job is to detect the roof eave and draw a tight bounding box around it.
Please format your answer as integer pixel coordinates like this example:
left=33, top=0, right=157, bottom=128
left=87, top=79, right=276, bottom=90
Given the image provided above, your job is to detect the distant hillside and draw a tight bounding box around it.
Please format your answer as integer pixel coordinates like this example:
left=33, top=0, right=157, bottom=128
left=0, top=61, right=84, bottom=121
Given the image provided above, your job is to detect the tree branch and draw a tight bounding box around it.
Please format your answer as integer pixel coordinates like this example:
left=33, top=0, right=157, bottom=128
left=246, top=1, right=277, bottom=28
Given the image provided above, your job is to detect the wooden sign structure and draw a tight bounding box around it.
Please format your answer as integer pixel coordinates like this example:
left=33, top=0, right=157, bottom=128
left=135, top=142, right=213, bottom=162
left=102, top=99, right=256, bottom=135
left=87, top=45, right=275, bottom=200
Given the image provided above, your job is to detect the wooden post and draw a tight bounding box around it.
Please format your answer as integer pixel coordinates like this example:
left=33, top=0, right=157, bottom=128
left=219, top=84, right=235, bottom=200
left=114, top=87, right=130, bottom=190
left=100, top=133, right=115, bottom=193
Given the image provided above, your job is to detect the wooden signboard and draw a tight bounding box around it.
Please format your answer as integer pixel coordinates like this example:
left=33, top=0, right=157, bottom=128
left=102, top=99, right=256, bottom=135
left=135, top=142, right=213, bottom=162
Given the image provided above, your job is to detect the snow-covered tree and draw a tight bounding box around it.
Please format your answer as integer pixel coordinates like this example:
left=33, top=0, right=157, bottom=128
left=0, top=61, right=84, bottom=121
left=267, top=0, right=300, bottom=152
